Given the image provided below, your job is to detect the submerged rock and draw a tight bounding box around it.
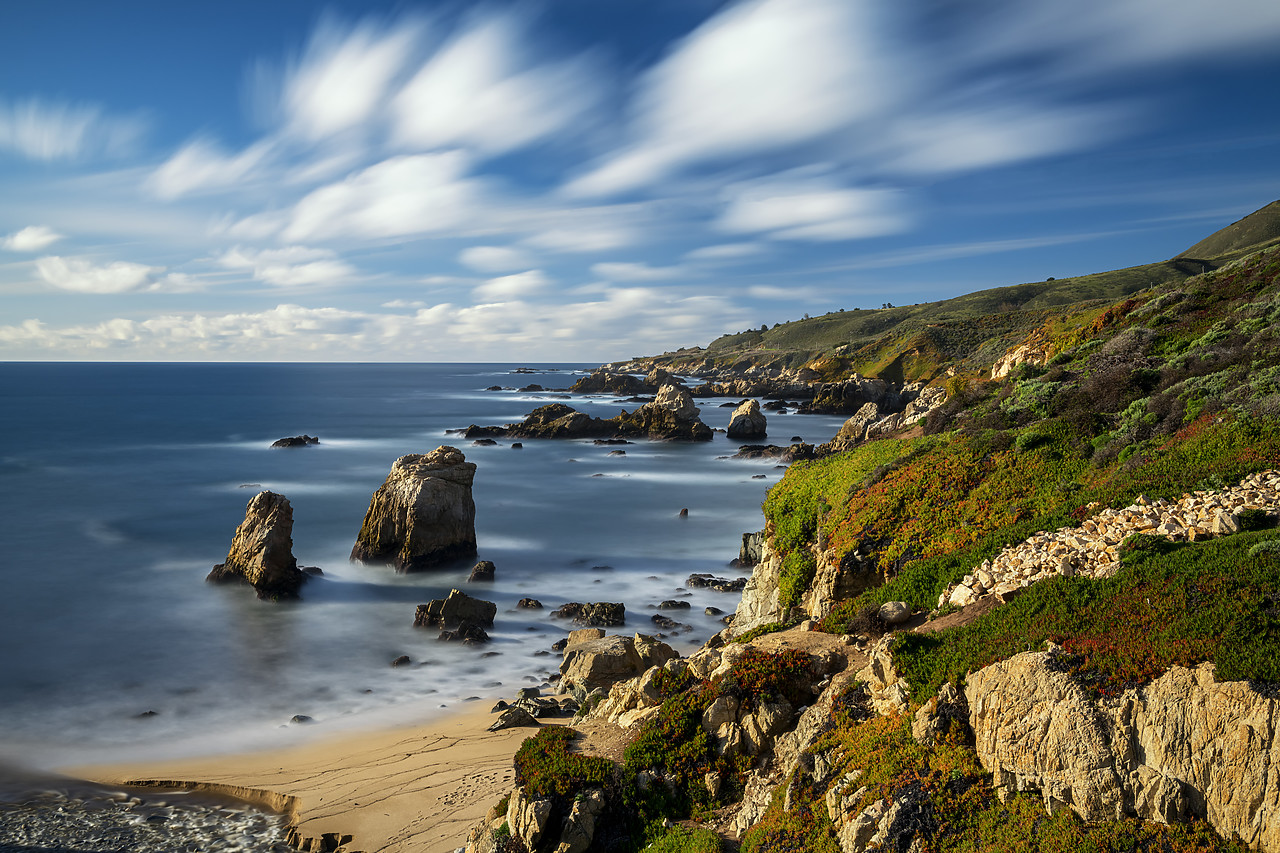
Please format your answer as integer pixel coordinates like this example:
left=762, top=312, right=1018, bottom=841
left=206, top=491, right=307, bottom=600
left=271, top=435, right=319, bottom=448
left=467, top=560, right=496, bottom=582
left=550, top=602, right=625, bottom=627
left=350, top=446, right=477, bottom=571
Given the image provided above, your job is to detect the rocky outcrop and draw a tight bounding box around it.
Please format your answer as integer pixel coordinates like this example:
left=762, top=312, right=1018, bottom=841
left=207, top=491, right=307, bottom=599
left=967, top=650, right=1280, bottom=851
left=463, top=384, right=712, bottom=442
left=271, top=434, right=319, bottom=448
left=414, top=589, right=497, bottom=628
left=560, top=633, right=678, bottom=693
left=733, top=533, right=880, bottom=633
left=550, top=602, right=625, bottom=627
left=816, top=384, right=947, bottom=454
left=727, top=399, right=768, bottom=440
left=467, top=560, right=495, bottom=582
left=350, top=446, right=477, bottom=571
left=938, top=470, right=1280, bottom=609
left=569, top=368, right=682, bottom=396
left=991, top=342, right=1050, bottom=380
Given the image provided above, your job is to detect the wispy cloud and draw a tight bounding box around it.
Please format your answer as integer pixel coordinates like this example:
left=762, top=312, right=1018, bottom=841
left=391, top=11, right=604, bottom=156
left=458, top=245, right=534, bottom=273
left=590, top=261, right=687, bottom=282
left=2, top=226, right=64, bottom=252
left=0, top=97, right=144, bottom=162
left=217, top=246, right=357, bottom=287
left=473, top=269, right=551, bottom=302
left=717, top=173, right=910, bottom=242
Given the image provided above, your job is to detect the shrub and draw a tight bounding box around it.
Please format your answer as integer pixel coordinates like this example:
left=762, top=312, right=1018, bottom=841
left=643, top=824, right=723, bottom=853
left=513, top=726, right=614, bottom=801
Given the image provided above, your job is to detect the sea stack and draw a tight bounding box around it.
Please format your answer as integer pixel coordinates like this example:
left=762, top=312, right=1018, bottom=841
left=207, top=491, right=306, bottom=599
left=350, top=446, right=478, bottom=571
left=726, top=398, right=768, bottom=440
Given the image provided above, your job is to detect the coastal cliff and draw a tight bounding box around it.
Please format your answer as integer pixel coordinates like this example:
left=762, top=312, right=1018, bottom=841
left=465, top=233, right=1280, bottom=852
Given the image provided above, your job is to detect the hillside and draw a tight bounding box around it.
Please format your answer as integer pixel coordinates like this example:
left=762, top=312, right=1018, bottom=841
left=465, top=216, right=1280, bottom=853
left=625, top=199, right=1280, bottom=383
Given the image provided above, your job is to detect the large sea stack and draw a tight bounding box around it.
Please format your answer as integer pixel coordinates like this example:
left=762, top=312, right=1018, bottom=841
left=350, top=446, right=477, bottom=571
left=206, top=491, right=306, bottom=599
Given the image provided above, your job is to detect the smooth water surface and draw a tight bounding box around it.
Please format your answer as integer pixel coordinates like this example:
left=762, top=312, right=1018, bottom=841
left=0, top=363, right=848, bottom=768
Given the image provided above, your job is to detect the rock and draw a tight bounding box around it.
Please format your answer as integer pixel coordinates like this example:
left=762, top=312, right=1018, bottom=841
left=464, top=388, right=712, bottom=442
left=517, top=598, right=543, bottom=609
left=391, top=655, right=411, bottom=667
left=733, top=531, right=766, bottom=568
left=554, top=788, right=606, bottom=853
left=877, top=601, right=911, bottom=625
left=415, top=589, right=497, bottom=628
left=911, top=682, right=968, bottom=747
left=350, top=446, right=477, bottom=571
left=487, top=707, right=540, bottom=731
left=727, top=399, right=768, bottom=440
left=567, top=627, right=606, bottom=648
left=290, top=715, right=315, bottom=725
left=467, top=560, right=496, bottom=582
left=657, top=600, right=691, bottom=610
left=686, top=573, right=748, bottom=592
left=207, top=491, right=307, bottom=599
left=550, top=602, right=625, bottom=627
left=705, top=606, right=724, bottom=616
left=271, top=434, right=319, bottom=448
left=438, top=619, right=490, bottom=644
left=560, top=633, right=678, bottom=692
left=506, top=787, right=553, bottom=851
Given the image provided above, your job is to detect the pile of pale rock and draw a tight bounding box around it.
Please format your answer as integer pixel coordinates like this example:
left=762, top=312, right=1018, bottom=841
left=940, top=470, right=1280, bottom=610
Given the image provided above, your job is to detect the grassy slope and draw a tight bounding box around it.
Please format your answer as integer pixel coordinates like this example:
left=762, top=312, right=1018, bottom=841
left=635, top=200, right=1280, bottom=381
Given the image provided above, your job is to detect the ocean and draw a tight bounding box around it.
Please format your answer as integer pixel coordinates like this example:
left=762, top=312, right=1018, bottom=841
left=0, top=362, right=848, bottom=773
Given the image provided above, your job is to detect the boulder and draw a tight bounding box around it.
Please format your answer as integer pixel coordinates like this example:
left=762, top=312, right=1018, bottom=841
left=517, top=598, right=543, bottom=609
left=560, top=633, right=678, bottom=692
left=467, top=560, right=496, bottom=582
left=727, top=399, right=768, bottom=440
left=207, top=491, right=307, bottom=599
left=877, top=601, right=911, bottom=625
left=567, top=627, right=606, bottom=648
left=437, top=619, right=490, bottom=644
left=414, top=588, right=497, bottom=628
left=550, top=602, right=625, bottom=627
left=350, top=446, right=477, bottom=571
left=487, top=707, right=540, bottom=731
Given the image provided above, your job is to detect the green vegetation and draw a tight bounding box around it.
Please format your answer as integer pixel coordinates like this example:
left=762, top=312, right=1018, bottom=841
left=890, top=529, right=1280, bottom=701
left=641, top=824, right=723, bottom=852
left=513, top=726, right=614, bottom=801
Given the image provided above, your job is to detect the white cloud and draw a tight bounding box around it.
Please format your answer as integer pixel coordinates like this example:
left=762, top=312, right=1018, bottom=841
left=147, top=138, right=275, bottom=199
left=473, top=269, right=551, bottom=302
left=565, top=0, right=902, bottom=197
left=590, top=261, right=686, bottom=282
left=217, top=246, right=357, bottom=287
left=3, top=226, right=64, bottom=252
left=886, top=103, right=1134, bottom=176
left=458, top=245, right=534, bottom=272
left=34, top=256, right=172, bottom=294
left=283, top=153, right=481, bottom=242
left=748, top=284, right=820, bottom=300
left=281, top=18, right=420, bottom=142
left=683, top=242, right=764, bottom=263
left=382, top=299, right=427, bottom=309
left=0, top=288, right=752, bottom=361
left=717, top=175, right=909, bottom=241
left=0, top=97, right=143, bottom=161
left=392, top=13, right=603, bottom=155
left=524, top=223, right=637, bottom=254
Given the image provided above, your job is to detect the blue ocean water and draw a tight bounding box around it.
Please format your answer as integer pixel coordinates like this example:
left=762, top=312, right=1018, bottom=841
left=0, top=363, right=847, bottom=769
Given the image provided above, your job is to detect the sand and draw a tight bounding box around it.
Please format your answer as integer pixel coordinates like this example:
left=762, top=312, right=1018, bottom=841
left=65, top=706, right=540, bottom=853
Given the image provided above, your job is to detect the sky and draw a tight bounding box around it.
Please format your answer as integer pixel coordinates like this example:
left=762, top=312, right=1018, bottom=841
left=2, top=0, right=1279, bottom=363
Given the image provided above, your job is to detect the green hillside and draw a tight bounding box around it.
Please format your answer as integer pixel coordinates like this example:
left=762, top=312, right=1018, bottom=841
left=635, top=200, right=1280, bottom=382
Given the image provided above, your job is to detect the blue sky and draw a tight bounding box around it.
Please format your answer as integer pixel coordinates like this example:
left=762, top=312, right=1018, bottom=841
left=2, top=0, right=1279, bottom=362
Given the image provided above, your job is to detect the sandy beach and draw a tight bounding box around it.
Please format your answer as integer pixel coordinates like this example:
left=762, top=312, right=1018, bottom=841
left=65, top=705, right=538, bottom=853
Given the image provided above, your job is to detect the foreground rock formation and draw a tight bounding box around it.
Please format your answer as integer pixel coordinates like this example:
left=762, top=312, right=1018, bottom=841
left=350, top=446, right=477, bottom=571
left=207, top=491, right=307, bottom=599
left=968, top=650, right=1280, bottom=851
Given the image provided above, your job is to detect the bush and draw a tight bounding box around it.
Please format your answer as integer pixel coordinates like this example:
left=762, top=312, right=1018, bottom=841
left=643, top=824, right=723, bottom=853
left=513, top=726, right=614, bottom=801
